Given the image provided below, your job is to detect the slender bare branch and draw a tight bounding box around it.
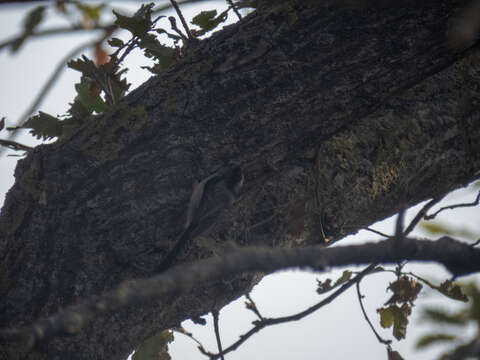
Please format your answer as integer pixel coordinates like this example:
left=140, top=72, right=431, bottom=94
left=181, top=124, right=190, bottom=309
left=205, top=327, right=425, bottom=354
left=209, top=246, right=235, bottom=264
left=404, top=197, right=444, bottom=235
left=207, top=263, right=379, bottom=359
left=173, top=326, right=207, bottom=351
left=0, top=25, right=114, bottom=52
left=245, top=293, right=264, bottom=320
left=424, top=190, right=480, bottom=220
left=0, top=138, right=33, bottom=151
left=356, top=280, right=392, bottom=345
left=169, top=0, right=193, bottom=39
left=362, top=227, right=391, bottom=238
left=226, top=0, right=242, bottom=20
left=212, top=309, right=225, bottom=360
left=395, top=208, right=405, bottom=243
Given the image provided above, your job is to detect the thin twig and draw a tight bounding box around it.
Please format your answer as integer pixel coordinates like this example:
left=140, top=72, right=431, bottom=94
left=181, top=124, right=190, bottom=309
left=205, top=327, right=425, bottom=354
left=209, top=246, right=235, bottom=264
left=0, top=25, right=114, bottom=52
left=356, top=281, right=392, bottom=345
left=169, top=0, right=193, bottom=39
left=212, top=309, right=225, bottom=360
left=168, top=17, right=188, bottom=41
left=115, top=37, right=138, bottom=65
left=471, top=239, right=480, bottom=248
left=395, top=208, right=405, bottom=243
left=424, top=190, right=480, bottom=220
left=174, top=326, right=206, bottom=350
left=245, top=293, right=264, bottom=320
left=226, top=0, right=242, bottom=20
left=0, top=138, right=33, bottom=152
left=0, top=0, right=199, bottom=52
left=362, top=227, right=391, bottom=238
left=207, top=263, right=378, bottom=359
left=404, top=196, right=444, bottom=235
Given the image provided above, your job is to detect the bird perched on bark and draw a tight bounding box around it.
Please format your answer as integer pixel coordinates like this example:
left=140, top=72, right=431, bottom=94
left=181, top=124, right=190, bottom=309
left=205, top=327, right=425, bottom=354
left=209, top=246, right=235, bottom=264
left=155, top=164, right=244, bottom=273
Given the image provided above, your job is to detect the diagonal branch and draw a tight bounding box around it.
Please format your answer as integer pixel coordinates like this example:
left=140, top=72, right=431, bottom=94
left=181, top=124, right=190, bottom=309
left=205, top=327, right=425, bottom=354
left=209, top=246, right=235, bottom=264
left=404, top=197, right=444, bottom=235
left=1, top=236, right=479, bottom=349
left=207, top=263, right=379, bottom=359
left=356, top=278, right=392, bottom=345
left=424, top=190, right=480, bottom=220
left=0, top=25, right=114, bottom=52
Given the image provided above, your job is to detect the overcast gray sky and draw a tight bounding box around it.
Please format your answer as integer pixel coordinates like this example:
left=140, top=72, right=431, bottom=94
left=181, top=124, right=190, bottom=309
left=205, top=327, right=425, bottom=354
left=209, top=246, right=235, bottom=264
left=1, top=3, right=479, bottom=359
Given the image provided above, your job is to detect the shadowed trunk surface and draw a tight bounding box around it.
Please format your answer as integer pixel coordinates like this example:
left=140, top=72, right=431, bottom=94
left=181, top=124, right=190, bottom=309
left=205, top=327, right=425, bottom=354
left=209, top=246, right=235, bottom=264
left=1, top=2, right=479, bottom=359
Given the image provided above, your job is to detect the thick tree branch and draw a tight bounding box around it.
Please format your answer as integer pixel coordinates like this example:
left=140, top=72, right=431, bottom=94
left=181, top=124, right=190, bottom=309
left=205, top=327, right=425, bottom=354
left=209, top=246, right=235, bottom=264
left=1, top=2, right=480, bottom=359
left=1, top=236, right=479, bottom=349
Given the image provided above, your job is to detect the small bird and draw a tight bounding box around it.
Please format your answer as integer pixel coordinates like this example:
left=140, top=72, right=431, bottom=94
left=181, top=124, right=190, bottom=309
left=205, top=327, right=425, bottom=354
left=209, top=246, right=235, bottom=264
left=155, top=164, right=244, bottom=273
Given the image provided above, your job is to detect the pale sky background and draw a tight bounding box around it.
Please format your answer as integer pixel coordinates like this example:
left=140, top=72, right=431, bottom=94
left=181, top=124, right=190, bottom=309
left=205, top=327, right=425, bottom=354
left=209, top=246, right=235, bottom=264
left=0, top=2, right=479, bottom=360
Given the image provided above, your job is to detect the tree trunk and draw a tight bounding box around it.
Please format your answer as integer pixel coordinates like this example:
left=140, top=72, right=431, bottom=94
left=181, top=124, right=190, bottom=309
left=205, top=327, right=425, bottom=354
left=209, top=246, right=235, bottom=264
left=1, top=1, right=479, bottom=359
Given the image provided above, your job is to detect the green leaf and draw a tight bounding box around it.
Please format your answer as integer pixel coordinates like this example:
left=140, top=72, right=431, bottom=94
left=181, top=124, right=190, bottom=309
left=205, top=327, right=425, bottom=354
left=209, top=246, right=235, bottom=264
left=75, top=81, right=108, bottom=114
left=138, top=35, right=172, bottom=58
left=378, top=306, right=395, bottom=328
left=156, top=29, right=181, bottom=43
left=133, top=330, right=174, bottom=360
left=377, top=304, right=411, bottom=340
left=436, top=280, right=469, bottom=302
left=419, top=221, right=478, bottom=241
left=24, top=6, right=46, bottom=34
left=137, top=35, right=175, bottom=73
left=385, top=276, right=422, bottom=305
left=191, top=9, right=228, bottom=35
left=409, top=275, right=468, bottom=302
left=12, top=6, right=46, bottom=52
left=416, top=333, right=456, bottom=349
left=76, top=3, right=104, bottom=22
left=68, top=55, right=130, bottom=105
left=108, top=38, right=124, bottom=48
left=419, top=221, right=453, bottom=235
left=316, top=270, right=352, bottom=294
left=113, top=3, right=154, bottom=37
left=421, top=307, right=467, bottom=325
left=22, top=112, right=63, bottom=140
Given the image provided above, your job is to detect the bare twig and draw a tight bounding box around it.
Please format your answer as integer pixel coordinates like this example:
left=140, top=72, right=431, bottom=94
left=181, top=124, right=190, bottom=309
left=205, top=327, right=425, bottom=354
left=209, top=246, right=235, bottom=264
left=226, top=0, right=242, bottom=20
left=404, top=197, right=444, bottom=235
left=424, top=190, right=480, bottom=220
left=245, top=293, right=264, bottom=320
left=471, top=239, right=480, bottom=248
left=169, top=0, right=193, bottom=39
left=0, top=25, right=114, bottom=52
left=395, top=208, right=405, bottom=243
left=0, top=0, right=199, bottom=53
left=212, top=309, right=225, bottom=360
left=174, top=326, right=206, bottom=350
left=361, top=227, right=391, bottom=238
left=356, top=280, right=392, bottom=345
left=168, top=16, right=188, bottom=41
left=205, top=263, right=378, bottom=359
left=0, top=138, right=33, bottom=152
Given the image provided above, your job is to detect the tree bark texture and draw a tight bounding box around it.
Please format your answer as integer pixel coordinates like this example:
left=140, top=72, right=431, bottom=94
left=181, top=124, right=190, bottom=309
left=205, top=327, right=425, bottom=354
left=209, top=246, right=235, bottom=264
left=1, top=1, right=479, bottom=359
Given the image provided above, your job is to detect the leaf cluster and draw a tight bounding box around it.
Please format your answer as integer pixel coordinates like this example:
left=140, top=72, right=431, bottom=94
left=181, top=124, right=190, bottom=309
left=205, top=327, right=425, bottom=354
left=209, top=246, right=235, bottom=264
left=316, top=270, right=352, bottom=294
left=376, top=276, right=422, bottom=340
left=111, top=3, right=178, bottom=74
left=416, top=282, right=480, bottom=358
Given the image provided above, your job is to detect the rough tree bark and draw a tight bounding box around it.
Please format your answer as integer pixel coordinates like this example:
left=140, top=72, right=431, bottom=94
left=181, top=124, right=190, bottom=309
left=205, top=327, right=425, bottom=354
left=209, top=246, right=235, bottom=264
left=1, top=1, right=479, bottom=359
